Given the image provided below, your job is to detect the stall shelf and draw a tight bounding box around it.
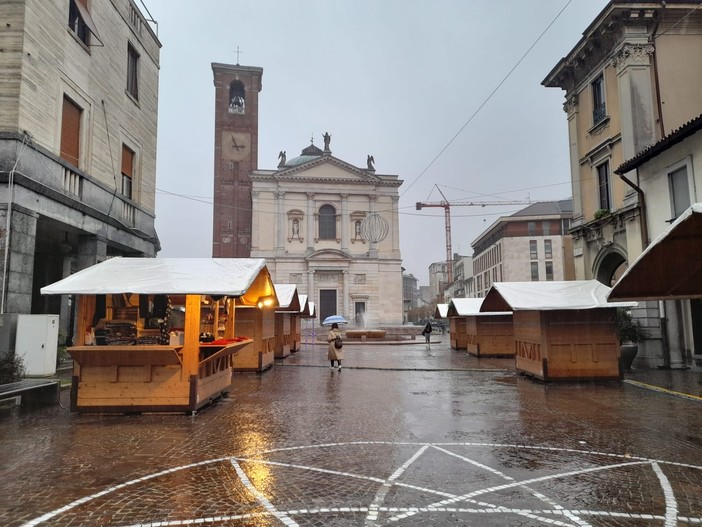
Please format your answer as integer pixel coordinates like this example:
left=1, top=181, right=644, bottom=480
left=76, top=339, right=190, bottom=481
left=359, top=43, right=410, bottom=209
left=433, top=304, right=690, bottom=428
left=447, top=298, right=513, bottom=357
left=41, top=258, right=276, bottom=413
left=481, top=281, right=636, bottom=381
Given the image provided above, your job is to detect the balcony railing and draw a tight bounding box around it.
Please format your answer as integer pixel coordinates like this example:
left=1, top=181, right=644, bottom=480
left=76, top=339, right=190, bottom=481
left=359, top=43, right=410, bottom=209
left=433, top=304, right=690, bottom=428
left=593, top=103, right=607, bottom=126
left=62, top=166, right=83, bottom=199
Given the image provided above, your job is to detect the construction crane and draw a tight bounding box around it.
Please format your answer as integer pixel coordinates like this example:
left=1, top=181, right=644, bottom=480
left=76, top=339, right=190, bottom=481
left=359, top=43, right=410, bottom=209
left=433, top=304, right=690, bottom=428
left=416, top=187, right=533, bottom=285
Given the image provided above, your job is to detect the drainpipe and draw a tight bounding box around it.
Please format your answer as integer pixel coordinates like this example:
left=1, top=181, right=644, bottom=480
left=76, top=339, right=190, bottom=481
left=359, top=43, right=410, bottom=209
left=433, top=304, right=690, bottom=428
left=618, top=170, right=649, bottom=249
left=619, top=169, right=671, bottom=367
left=650, top=5, right=666, bottom=137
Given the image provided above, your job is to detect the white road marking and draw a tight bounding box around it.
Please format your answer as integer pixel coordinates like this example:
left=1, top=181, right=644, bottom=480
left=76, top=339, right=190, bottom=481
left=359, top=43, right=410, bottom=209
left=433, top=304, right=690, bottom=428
left=651, top=461, right=679, bottom=527
left=230, top=458, right=299, bottom=527
left=19, top=442, right=702, bottom=527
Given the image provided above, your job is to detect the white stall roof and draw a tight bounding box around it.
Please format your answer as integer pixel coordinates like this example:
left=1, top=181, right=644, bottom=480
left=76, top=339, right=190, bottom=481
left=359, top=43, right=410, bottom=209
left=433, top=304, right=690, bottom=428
left=298, top=294, right=312, bottom=316
left=274, top=284, right=300, bottom=311
left=481, top=280, right=636, bottom=312
left=434, top=303, right=449, bottom=318
left=448, top=297, right=511, bottom=317
left=41, top=257, right=271, bottom=296
left=308, top=301, right=316, bottom=318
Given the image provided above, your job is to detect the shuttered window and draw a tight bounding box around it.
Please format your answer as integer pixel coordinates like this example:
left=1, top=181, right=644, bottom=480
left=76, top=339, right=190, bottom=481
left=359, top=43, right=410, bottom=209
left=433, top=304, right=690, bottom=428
left=121, top=144, right=134, bottom=199
left=60, top=96, right=82, bottom=167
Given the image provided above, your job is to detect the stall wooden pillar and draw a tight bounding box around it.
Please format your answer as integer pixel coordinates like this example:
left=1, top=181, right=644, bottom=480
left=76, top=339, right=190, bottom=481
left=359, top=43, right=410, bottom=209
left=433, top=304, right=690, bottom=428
left=76, top=294, right=95, bottom=346
left=224, top=298, right=236, bottom=337
left=183, top=295, right=201, bottom=378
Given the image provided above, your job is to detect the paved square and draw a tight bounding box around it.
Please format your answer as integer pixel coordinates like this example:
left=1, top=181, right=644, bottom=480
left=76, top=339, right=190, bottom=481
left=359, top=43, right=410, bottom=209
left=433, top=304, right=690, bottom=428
left=1, top=340, right=700, bottom=526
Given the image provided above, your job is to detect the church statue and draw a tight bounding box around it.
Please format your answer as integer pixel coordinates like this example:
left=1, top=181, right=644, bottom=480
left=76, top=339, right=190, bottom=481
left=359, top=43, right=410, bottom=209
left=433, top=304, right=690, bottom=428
left=322, top=132, right=331, bottom=151
left=278, top=150, right=286, bottom=166
left=367, top=155, right=375, bottom=170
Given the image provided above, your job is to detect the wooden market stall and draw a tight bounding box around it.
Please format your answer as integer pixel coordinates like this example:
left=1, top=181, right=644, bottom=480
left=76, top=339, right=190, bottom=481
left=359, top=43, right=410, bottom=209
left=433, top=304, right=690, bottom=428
left=231, top=292, right=280, bottom=373
left=291, top=294, right=312, bottom=352
left=41, top=258, right=276, bottom=413
left=448, top=298, right=513, bottom=357
left=481, top=281, right=636, bottom=381
left=273, top=284, right=301, bottom=359
left=609, top=203, right=702, bottom=301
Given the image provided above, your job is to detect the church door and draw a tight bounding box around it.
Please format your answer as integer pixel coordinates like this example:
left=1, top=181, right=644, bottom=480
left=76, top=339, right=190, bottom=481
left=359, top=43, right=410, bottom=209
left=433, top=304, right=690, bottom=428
left=319, top=289, right=337, bottom=322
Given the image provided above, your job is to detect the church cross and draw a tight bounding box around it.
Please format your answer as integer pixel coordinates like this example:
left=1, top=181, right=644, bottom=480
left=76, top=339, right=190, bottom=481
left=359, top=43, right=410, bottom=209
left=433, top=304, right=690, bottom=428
left=234, top=46, right=243, bottom=65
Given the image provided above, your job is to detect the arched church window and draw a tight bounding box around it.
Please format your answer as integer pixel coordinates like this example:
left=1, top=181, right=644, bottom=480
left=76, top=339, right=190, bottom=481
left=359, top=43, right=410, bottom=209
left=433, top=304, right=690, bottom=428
left=319, top=204, right=336, bottom=240
left=229, top=81, right=245, bottom=114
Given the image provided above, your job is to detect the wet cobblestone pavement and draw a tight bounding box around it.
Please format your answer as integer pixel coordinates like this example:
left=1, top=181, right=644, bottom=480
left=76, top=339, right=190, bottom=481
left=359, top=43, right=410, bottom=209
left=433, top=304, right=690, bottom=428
left=1, top=340, right=701, bottom=526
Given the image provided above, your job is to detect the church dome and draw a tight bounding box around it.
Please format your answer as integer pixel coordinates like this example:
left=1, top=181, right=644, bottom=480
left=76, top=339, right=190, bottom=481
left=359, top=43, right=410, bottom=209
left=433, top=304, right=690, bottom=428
left=284, top=143, right=324, bottom=167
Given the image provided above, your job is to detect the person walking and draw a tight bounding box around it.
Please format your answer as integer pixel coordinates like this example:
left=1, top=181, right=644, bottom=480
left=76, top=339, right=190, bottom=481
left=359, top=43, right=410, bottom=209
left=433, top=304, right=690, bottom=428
left=422, top=321, right=433, bottom=345
left=327, top=322, right=344, bottom=371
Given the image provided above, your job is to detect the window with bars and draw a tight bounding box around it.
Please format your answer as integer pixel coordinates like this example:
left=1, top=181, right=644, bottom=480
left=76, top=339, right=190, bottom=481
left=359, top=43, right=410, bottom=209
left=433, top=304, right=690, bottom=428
left=127, top=43, right=139, bottom=100
left=592, top=74, right=606, bottom=125
left=60, top=96, right=82, bottom=167
left=318, top=204, right=336, bottom=240
left=529, top=240, right=538, bottom=260
left=544, top=239, right=552, bottom=259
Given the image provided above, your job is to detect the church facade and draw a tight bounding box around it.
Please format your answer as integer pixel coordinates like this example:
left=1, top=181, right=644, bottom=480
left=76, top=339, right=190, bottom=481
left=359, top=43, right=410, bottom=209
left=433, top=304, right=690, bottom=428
left=249, top=140, right=404, bottom=326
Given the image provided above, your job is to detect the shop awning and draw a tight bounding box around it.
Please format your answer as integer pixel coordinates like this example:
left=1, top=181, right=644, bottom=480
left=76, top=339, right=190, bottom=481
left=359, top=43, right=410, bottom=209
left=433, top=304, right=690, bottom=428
left=448, top=297, right=511, bottom=317
left=274, top=284, right=301, bottom=312
left=481, top=280, right=636, bottom=312
left=41, top=258, right=276, bottom=305
left=608, top=203, right=702, bottom=301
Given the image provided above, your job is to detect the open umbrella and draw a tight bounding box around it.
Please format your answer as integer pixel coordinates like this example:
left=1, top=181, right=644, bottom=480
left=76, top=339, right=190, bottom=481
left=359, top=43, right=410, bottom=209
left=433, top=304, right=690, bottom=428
left=322, top=315, right=348, bottom=326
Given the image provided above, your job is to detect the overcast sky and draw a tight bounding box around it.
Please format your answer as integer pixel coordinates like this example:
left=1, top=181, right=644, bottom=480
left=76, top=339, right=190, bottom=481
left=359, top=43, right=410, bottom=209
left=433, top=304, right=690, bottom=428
left=146, top=0, right=609, bottom=285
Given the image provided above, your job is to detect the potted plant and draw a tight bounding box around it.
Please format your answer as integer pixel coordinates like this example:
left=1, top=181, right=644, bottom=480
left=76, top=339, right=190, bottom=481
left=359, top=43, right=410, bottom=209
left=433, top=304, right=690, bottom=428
left=615, top=308, right=645, bottom=371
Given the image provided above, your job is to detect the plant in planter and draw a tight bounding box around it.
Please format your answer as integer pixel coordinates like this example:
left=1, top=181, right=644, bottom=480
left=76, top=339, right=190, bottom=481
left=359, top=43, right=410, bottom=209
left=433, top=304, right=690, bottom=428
left=615, top=308, right=645, bottom=371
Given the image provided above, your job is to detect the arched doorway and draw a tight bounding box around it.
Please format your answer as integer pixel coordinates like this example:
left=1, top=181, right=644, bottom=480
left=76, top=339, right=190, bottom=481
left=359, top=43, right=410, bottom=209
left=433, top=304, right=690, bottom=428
left=593, top=246, right=628, bottom=286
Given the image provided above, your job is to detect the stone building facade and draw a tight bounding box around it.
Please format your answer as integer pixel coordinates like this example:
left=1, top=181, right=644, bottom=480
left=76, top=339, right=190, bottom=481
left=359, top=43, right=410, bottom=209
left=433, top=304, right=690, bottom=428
left=0, top=1, right=160, bottom=329
left=543, top=1, right=702, bottom=367
left=471, top=201, right=575, bottom=298
left=249, top=141, right=403, bottom=326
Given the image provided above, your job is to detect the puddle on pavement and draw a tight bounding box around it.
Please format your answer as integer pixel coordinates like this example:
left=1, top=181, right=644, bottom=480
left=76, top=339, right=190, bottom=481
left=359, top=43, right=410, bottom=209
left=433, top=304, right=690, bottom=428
left=494, top=376, right=518, bottom=385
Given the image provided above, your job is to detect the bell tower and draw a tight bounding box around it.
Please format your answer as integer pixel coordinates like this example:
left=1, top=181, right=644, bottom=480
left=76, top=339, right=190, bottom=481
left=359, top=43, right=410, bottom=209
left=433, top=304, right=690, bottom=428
left=211, top=62, right=263, bottom=257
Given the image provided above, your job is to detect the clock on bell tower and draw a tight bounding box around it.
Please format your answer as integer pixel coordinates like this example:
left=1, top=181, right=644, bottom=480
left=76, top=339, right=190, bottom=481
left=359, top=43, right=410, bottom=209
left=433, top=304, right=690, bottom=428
left=211, top=62, right=263, bottom=257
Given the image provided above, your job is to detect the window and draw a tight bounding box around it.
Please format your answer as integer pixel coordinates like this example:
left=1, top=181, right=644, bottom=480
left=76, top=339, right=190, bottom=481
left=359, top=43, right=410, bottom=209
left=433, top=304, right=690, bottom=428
left=529, top=240, right=538, bottom=260
left=545, top=261, right=554, bottom=281
left=127, top=43, right=139, bottom=100
left=597, top=161, right=611, bottom=211
left=544, top=239, right=552, bottom=259
left=530, top=262, right=539, bottom=281
left=121, top=144, right=134, bottom=199
left=318, top=204, right=336, bottom=240
left=527, top=221, right=536, bottom=236
left=67, top=0, right=102, bottom=47
left=669, top=165, right=691, bottom=220
left=592, top=74, right=606, bottom=125
left=229, top=81, right=245, bottom=114
left=68, top=0, right=90, bottom=45
left=60, top=96, right=82, bottom=167
left=542, top=221, right=550, bottom=235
